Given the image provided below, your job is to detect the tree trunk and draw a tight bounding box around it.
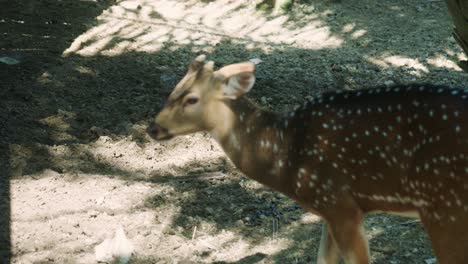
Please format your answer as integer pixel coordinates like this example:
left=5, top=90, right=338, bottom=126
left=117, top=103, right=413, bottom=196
left=445, top=0, right=468, bottom=72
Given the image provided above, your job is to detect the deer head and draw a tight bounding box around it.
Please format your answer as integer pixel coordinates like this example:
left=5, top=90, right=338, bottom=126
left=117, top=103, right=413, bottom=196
left=147, top=55, right=256, bottom=141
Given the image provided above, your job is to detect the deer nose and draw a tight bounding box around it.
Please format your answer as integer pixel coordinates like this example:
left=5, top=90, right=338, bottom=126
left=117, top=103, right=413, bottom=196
left=146, top=122, right=162, bottom=139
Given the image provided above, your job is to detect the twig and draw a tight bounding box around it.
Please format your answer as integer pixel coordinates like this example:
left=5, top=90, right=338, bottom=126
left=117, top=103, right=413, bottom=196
left=152, top=171, right=228, bottom=183
left=272, top=218, right=279, bottom=240
left=192, top=226, right=197, bottom=240
left=179, top=171, right=228, bottom=181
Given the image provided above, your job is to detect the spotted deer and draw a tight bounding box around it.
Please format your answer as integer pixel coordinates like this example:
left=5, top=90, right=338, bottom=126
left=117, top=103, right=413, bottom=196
left=147, top=55, right=468, bottom=264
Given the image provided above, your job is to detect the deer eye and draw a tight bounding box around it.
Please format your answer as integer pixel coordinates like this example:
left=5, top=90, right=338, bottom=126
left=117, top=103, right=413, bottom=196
left=184, top=97, right=199, bottom=106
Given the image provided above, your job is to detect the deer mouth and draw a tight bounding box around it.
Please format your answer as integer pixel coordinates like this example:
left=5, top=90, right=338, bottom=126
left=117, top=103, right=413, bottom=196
left=153, top=133, right=174, bottom=141
left=146, top=122, right=173, bottom=141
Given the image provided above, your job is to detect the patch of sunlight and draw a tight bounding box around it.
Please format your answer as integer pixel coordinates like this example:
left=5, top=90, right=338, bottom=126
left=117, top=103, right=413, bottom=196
left=11, top=110, right=225, bottom=178
left=135, top=222, right=291, bottom=262
left=39, top=131, right=225, bottom=178
left=458, top=50, right=468, bottom=61
left=389, top=5, right=403, bottom=11
left=75, top=65, right=95, bottom=75
left=63, top=0, right=344, bottom=57
left=351, top=29, right=367, bottom=39
left=366, top=55, right=429, bottom=73
left=10, top=144, right=34, bottom=176
left=64, top=20, right=131, bottom=56
left=366, top=225, right=385, bottom=240
left=300, top=213, right=321, bottom=224
left=11, top=171, right=159, bottom=221
left=107, top=40, right=132, bottom=55
left=37, top=71, right=54, bottom=84
left=443, top=46, right=468, bottom=60
left=206, top=233, right=290, bottom=262
left=118, top=24, right=149, bottom=39
left=38, top=110, right=77, bottom=142
left=342, top=23, right=356, bottom=33
left=427, top=54, right=463, bottom=71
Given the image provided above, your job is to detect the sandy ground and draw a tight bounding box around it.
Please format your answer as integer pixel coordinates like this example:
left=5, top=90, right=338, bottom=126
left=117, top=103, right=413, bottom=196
left=1, top=0, right=468, bottom=263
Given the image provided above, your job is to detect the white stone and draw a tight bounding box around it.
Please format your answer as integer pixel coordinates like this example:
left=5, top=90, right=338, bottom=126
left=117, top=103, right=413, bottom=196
left=95, top=227, right=134, bottom=264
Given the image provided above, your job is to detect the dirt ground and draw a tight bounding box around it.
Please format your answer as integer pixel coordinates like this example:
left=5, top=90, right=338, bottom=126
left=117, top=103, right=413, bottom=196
left=1, top=0, right=468, bottom=263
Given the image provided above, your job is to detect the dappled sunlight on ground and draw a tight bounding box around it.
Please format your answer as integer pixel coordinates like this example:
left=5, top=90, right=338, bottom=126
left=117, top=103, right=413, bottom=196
left=427, top=53, right=466, bottom=70
left=62, top=0, right=467, bottom=79
left=366, top=55, right=429, bottom=77
left=366, top=49, right=467, bottom=77
left=10, top=169, right=296, bottom=263
left=64, top=0, right=343, bottom=56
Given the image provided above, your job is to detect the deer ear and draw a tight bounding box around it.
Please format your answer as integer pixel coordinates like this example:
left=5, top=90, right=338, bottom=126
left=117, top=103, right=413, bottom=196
left=221, top=72, right=255, bottom=99
left=214, top=62, right=256, bottom=99
left=189, top=54, right=206, bottom=72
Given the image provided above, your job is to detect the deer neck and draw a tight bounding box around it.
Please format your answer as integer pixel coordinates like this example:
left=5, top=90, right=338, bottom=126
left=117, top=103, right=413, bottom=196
left=209, top=97, right=293, bottom=195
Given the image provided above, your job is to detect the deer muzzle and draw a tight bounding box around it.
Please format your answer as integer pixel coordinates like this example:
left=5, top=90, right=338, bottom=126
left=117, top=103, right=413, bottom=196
left=146, top=122, right=173, bottom=140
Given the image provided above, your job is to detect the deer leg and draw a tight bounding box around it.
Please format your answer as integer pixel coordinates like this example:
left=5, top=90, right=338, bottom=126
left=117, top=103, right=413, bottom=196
left=419, top=210, right=468, bottom=264
left=317, top=223, right=341, bottom=264
left=325, top=209, right=370, bottom=264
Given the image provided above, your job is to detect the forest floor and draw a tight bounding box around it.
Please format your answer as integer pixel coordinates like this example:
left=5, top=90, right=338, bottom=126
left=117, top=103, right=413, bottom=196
left=1, top=0, right=468, bottom=263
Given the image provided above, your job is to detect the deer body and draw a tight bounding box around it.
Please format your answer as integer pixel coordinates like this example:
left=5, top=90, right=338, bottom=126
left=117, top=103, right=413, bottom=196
left=147, top=55, right=468, bottom=264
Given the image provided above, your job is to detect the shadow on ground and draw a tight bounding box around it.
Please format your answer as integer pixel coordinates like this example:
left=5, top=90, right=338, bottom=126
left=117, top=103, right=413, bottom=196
left=0, top=0, right=115, bottom=261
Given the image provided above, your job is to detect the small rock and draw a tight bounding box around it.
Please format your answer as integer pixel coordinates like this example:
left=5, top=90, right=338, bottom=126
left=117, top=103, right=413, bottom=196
left=249, top=58, right=262, bottom=65
left=384, top=80, right=395, bottom=86
left=95, top=227, right=134, bottom=264
left=96, top=195, right=105, bottom=205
